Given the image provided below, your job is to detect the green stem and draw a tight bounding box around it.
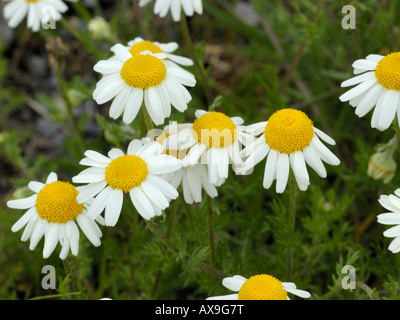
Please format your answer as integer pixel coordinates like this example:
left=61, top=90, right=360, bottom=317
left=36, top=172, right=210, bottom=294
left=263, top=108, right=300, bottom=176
left=71, top=2, right=92, bottom=23
left=151, top=200, right=178, bottom=297
left=395, top=120, right=400, bottom=162
left=179, top=14, right=214, bottom=107
left=60, top=18, right=103, bottom=59
left=62, top=258, right=76, bottom=296
left=55, top=68, right=87, bottom=155
left=207, top=195, right=216, bottom=266
left=144, top=219, right=227, bottom=279
left=142, top=106, right=155, bottom=139
left=29, top=292, right=81, bottom=300
left=286, top=170, right=297, bottom=281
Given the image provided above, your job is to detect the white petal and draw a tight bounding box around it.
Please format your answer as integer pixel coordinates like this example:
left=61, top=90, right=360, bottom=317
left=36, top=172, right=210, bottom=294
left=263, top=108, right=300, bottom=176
left=7, top=194, right=37, bottom=210
left=129, top=187, right=155, bottom=220
left=11, top=207, right=36, bottom=232
left=222, top=275, right=247, bottom=291
left=104, top=189, right=124, bottom=227
left=87, top=187, right=113, bottom=219
left=43, top=223, right=60, bottom=259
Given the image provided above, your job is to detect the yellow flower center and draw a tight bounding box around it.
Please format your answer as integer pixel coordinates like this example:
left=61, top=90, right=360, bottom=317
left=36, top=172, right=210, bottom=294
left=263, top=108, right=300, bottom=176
left=120, top=53, right=167, bottom=89
left=375, top=52, right=400, bottom=90
left=25, top=0, right=40, bottom=2
left=238, top=274, right=288, bottom=300
left=264, top=108, right=314, bottom=154
left=35, top=181, right=84, bottom=224
left=105, top=155, right=148, bottom=193
left=192, top=112, right=237, bottom=148
left=129, top=41, right=164, bottom=56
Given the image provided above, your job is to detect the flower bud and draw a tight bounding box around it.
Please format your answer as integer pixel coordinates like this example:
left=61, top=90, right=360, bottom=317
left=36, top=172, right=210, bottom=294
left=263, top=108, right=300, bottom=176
left=367, top=141, right=397, bottom=184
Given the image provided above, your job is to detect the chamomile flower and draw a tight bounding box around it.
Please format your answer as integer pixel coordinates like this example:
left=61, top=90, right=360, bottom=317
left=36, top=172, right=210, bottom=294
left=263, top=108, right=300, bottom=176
left=6, top=172, right=104, bottom=260
left=138, top=0, right=203, bottom=22
left=3, top=0, right=77, bottom=32
left=239, top=108, right=340, bottom=193
left=377, top=190, right=400, bottom=254
left=206, top=274, right=311, bottom=300
left=162, top=110, right=253, bottom=186
left=339, top=52, right=400, bottom=131
left=148, top=130, right=218, bottom=204
left=72, top=139, right=181, bottom=225
left=125, top=37, right=193, bottom=67
left=93, top=44, right=196, bottom=125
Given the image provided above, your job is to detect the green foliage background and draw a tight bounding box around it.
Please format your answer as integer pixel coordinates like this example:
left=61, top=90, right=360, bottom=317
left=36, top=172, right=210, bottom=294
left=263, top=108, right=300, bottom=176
left=1, top=0, right=400, bottom=300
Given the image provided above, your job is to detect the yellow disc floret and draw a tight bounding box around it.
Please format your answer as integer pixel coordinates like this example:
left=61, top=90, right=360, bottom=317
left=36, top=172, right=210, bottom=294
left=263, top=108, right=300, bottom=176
left=120, top=53, right=167, bottom=89
left=264, top=108, right=314, bottom=154
left=129, top=41, right=164, bottom=56
left=105, top=155, right=148, bottom=193
left=192, top=112, right=237, bottom=148
left=25, top=0, right=39, bottom=2
left=375, top=52, right=400, bottom=91
left=238, top=274, right=288, bottom=300
left=35, top=181, right=84, bottom=224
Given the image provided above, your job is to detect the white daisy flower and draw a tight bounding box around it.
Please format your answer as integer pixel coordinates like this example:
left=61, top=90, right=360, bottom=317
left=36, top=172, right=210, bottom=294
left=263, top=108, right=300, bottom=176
left=93, top=44, right=196, bottom=125
left=3, top=0, right=77, bottom=32
left=339, top=52, right=400, bottom=131
left=239, top=108, right=340, bottom=193
left=72, top=139, right=182, bottom=225
left=6, top=172, right=104, bottom=260
left=377, top=190, right=400, bottom=254
left=206, top=274, right=311, bottom=300
left=138, top=0, right=203, bottom=22
left=148, top=130, right=218, bottom=204
left=162, top=109, right=253, bottom=186
left=124, top=37, right=194, bottom=67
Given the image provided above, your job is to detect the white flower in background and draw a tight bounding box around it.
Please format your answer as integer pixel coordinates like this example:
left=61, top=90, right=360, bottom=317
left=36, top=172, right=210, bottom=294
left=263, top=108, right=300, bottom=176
left=3, top=0, right=77, bottom=32
left=6, top=172, right=104, bottom=260
left=93, top=44, right=196, bottom=125
left=162, top=109, right=253, bottom=186
left=377, top=190, right=400, bottom=254
left=206, top=274, right=311, bottom=300
left=147, top=130, right=218, bottom=204
left=72, top=139, right=181, bottom=225
left=239, top=108, right=340, bottom=193
left=340, top=52, right=400, bottom=131
left=138, top=0, right=203, bottom=22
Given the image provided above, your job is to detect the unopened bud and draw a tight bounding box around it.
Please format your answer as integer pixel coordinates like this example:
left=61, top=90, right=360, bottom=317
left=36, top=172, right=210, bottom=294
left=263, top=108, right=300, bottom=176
left=367, top=144, right=397, bottom=184
left=88, top=17, right=113, bottom=41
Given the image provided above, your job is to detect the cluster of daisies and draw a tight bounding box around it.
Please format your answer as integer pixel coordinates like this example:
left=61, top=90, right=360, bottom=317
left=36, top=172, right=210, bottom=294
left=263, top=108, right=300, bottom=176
left=4, top=0, right=400, bottom=301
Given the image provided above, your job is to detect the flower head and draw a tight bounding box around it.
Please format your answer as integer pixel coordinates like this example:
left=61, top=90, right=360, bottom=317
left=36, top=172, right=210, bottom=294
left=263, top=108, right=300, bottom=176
left=162, top=109, right=254, bottom=186
left=146, top=129, right=218, bottom=204
left=206, top=274, right=311, bottom=300
left=239, top=108, right=340, bottom=193
left=93, top=44, right=195, bottom=125
left=138, top=0, right=203, bottom=22
left=72, top=139, right=182, bottom=225
left=3, top=0, right=76, bottom=32
left=6, top=172, right=104, bottom=259
left=340, top=52, right=400, bottom=131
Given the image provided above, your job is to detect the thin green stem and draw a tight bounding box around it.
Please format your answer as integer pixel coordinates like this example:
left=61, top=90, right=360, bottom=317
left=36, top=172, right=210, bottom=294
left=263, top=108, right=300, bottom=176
left=144, top=219, right=227, bottom=279
left=29, top=292, right=81, bottom=300
left=207, top=195, right=216, bottom=266
left=286, top=170, right=297, bottom=281
left=62, top=258, right=76, bottom=296
left=151, top=200, right=178, bottom=297
left=180, top=14, right=214, bottom=107
left=54, top=68, right=87, bottom=155
left=142, top=106, right=155, bottom=139
left=60, top=18, right=103, bottom=59
left=395, top=120, right=400, bottom=162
